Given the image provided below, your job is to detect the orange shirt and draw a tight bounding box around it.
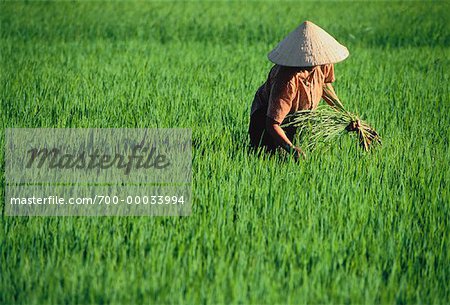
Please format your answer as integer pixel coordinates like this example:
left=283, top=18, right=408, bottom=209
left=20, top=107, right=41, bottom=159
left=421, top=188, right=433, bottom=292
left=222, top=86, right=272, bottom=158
left=250, top=64, right=335, bottom=123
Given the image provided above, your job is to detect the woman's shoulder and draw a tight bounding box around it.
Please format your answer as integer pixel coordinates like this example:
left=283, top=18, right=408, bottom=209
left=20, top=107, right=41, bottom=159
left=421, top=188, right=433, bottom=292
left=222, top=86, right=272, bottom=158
left=320, top=63, right=334, bottom=73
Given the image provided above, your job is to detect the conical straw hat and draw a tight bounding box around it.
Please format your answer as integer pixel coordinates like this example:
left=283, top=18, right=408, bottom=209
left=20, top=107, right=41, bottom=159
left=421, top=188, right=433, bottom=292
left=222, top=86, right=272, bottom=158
left=268, top=21, right=349, bottom=67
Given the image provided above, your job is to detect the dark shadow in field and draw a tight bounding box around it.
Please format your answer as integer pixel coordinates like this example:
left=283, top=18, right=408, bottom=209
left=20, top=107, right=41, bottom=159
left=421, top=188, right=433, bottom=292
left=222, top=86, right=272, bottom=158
left=225, top=127, right=296, bottom=163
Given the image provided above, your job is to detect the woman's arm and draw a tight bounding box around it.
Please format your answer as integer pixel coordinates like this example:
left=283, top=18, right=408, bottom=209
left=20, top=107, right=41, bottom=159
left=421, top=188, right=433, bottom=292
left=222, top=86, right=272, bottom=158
left=265, top=117, right=305, bottom=159
left=322, top=83, right=345, bottom=111
left=265, top=67, right=306, bottom=159
left=323, top=83, right=359, bottom=132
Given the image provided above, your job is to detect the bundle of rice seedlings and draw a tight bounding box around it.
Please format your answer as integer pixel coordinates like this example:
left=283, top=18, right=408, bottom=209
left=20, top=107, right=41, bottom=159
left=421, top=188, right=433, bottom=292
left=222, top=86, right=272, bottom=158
left=281, top=86, right=381, bottom=151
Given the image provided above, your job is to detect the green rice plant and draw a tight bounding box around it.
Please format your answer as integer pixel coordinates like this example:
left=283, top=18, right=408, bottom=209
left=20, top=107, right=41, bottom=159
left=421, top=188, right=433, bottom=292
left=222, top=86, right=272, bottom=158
left=1, top=1, right=449, bottom=304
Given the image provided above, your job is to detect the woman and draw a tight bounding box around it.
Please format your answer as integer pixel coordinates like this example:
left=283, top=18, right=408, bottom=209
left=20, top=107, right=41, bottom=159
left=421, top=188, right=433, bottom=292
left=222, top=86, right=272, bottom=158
left=249, top=21, right=349, bottom=159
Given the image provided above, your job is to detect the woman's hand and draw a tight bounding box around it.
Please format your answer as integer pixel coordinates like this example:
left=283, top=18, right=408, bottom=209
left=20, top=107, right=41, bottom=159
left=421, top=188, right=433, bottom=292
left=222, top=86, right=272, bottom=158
left=322, top=83, right=345, bottom=111
left=284, top=145, right=306, bottom=160
left=283, top=143, right=306, bottom=159
left=265, top=117, right=306, bottom=160
left=292, top=146, right=306, bottom=160
left=345, top=120, right=361, bottom=132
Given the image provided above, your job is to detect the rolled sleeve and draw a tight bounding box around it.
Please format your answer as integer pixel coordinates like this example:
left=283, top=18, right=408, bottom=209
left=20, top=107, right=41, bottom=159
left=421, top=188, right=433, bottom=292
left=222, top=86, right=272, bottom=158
left=323, top=64, right=336, bottom=83
left=266, top=76, right=296, bottom=124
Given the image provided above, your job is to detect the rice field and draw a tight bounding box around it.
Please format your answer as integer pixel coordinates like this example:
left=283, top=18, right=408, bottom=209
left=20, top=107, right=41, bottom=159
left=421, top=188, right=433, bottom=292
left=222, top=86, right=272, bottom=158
left=1, top=1, right=449, bottom=304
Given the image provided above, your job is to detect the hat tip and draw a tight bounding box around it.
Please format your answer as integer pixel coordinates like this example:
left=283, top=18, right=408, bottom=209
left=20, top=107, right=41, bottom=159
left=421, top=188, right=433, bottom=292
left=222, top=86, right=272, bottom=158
left=303, top=20, right=315, bottom=27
